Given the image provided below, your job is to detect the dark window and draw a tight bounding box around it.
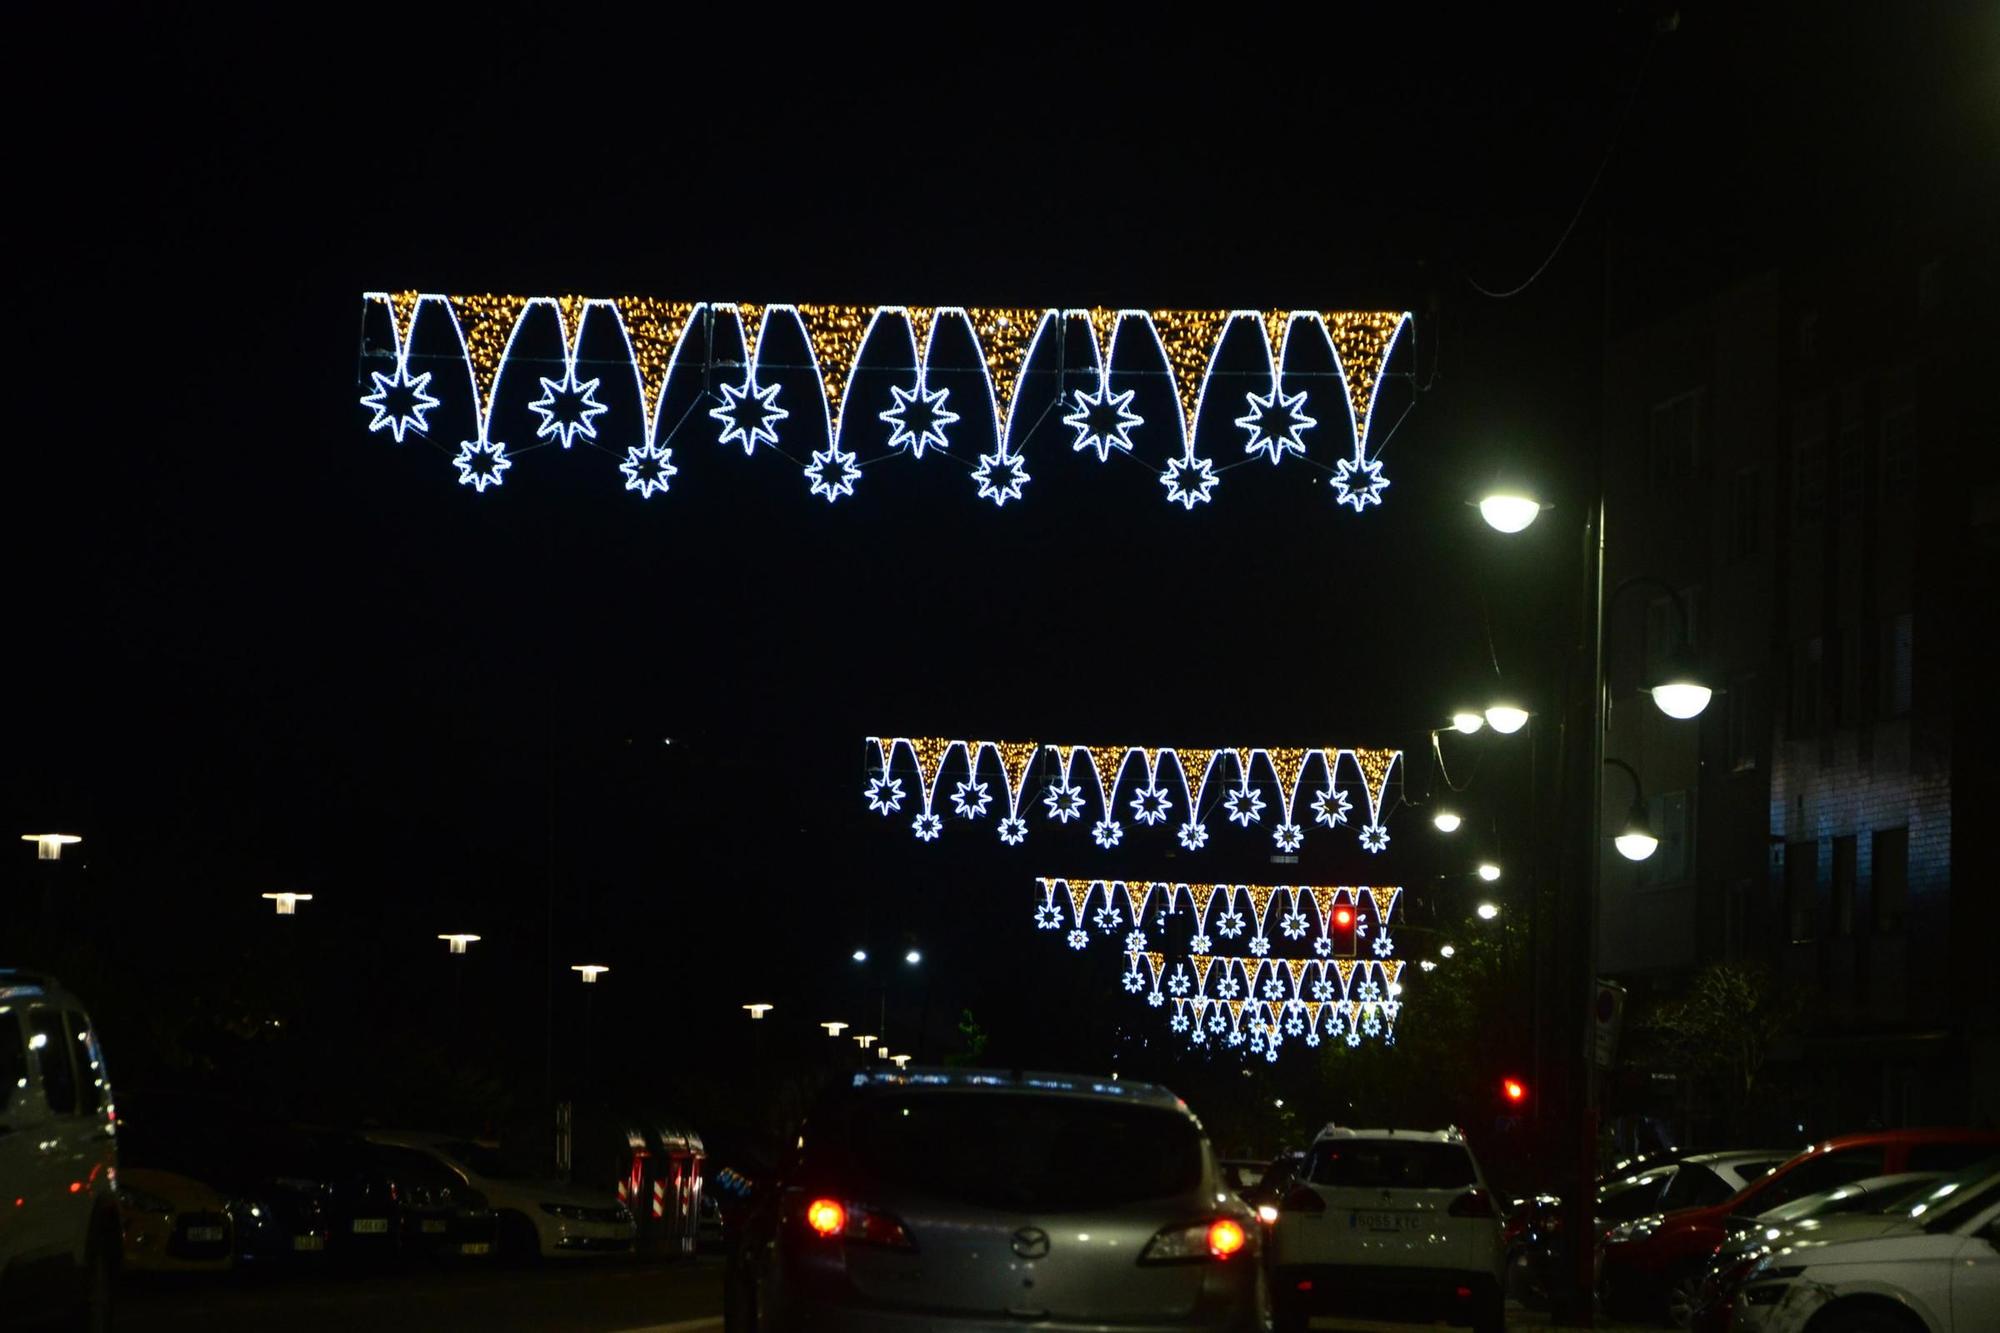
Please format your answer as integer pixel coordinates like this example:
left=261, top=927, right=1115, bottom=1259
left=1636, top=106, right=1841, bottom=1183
left=844, top=1093, right=1203, bottom=1212
left=1730, top=468, right=1762, bottom=561
left=1836, top=419, right=1867, bottom=518
left=1903, top=1143, right=2000, bottom=1173
left=1873, top=829, right=1909, bottom=935
left=1650, top=391, right=1704, bottom=489
left=1794, top=429, right=1826, bottom=524
left=1826, top=627, right=1860, bottom=729
left=1786, top=841, right=1818, bottom=944
left=1729, top=675, right=1762, bottom=772
left=0, top=1013, right=24, bottom=1116
left=1880, top=406, right=1915, bottom=500
left=1878, top=613, right=1913, bottom=718
left=1790, top=638, right=1823, bottom=738
left=1755, top=1148, right=1887, bottom=1210
left=1597, top=1169, right=1674, bottom=1221
left=26, top=1008, right=77, bottom=1115
left=1305, top=1140, right=1476, bottom=1191
left=1832, top=836, right=1857, bottom=937
left=1639, top=791, right=1693, bottom=887
left=1659, top=1164, right=1735, bottom=1210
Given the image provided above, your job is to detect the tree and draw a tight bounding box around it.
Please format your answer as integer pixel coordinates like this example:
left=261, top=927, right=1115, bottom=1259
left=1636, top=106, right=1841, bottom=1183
left=1640, top=962, right=1806, bottom=1136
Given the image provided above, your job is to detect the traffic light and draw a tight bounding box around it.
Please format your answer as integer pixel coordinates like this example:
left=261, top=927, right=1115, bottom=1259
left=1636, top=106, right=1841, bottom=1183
left=1330, top=903, right=1357, bottom=957
left=1501, top=1077, right=1528, bottom=1105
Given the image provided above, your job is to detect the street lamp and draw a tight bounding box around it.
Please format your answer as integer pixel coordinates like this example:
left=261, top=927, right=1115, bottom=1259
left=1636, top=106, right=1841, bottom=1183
left=1478, top=494, right=1543, bottom=534
left=890, top=1054, right=911, bottom=1069
left=1483, top=704, right=1531, bottom=734
left=1450, top=711, right=1486, bottom=735
left=262, top=892, right=313, bottom=915
left=821, top=1021, right=849, bottom=1037
left=1476, top=902, right=1500, bottom=920
left=1476, top=861, right=1503, bottom=882
left=1605, top=758, right=1660, bottom=862
left=1439, top=944, right=1456, bottom=959
left=904, top=949, right=922, bottom=965
left=743, top=1003, right=773, bottom=1019
left=853, top=1032, right=877, bottom=1048
left=1432, top=808, right=1463, bottom=833
left=20, top=833, right=81, bottom=861
left=571, top=964, right=610, bottom=984
left=1647, top=673, right=1713, bottom=720
left=851, top=949, right=868, bottom=962
left=438, top=933, right=480, bottom=954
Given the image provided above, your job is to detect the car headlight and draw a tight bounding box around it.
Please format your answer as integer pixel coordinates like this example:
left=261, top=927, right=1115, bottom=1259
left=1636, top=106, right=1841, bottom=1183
left=120, top=1186, right=175, bottom=1217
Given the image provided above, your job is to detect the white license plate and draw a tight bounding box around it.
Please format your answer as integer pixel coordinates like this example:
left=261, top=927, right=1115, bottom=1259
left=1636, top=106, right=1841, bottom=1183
left=352, top=1218, right=390, bottom=1234
left=459, top=1242, right=491, bottom=1255
left=1350, top=1210, right=1416, bottom=1231
left=186, top=1226, right=225, bottom=1243
left=293, top=1235, right=325, bottom=1251
left=422, top=1220, right=447, bottom=1234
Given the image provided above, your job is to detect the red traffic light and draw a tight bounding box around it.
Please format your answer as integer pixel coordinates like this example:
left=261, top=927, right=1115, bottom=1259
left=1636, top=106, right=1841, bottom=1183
left=1333, top=907, right=1354, bottom=928
left=1501, top=1078, right=1528, bottom=1104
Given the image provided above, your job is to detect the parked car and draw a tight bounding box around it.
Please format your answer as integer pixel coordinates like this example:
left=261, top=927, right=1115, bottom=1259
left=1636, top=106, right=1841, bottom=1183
left=1241, top=1151, right=1307, bottom=1226
left=1688, top=1172, right=1946, bottom=1333
left=1266, top=1125, right=1506, bottom=1333
left=364, top=1133, right=634, bottom=1261
left=116, top=1166, right=233, bottom=1273
left=723, top=1067, right=1267, bottom=1332
left=356, top=1140, right=498, bottom=1261
left=1729, top=1160, right=2000, bottom=1333
left=0, top=971, right=120, bottom=1330
left=1598, top=1128, right=2000, bottom=1327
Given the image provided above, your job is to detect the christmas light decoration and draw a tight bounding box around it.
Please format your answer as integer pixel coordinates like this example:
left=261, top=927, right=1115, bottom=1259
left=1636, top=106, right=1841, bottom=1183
left=618, top=443, right=678, bottom=498
left=357, top=293, right=1411, bottom=511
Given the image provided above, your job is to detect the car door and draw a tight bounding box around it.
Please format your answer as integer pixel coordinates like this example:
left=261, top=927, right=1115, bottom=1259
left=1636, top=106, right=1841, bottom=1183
left=0, top=1002, right=60, bottom=1266
left=1952, top=1205, right=2000, bottom=1331
left=23, top=1005, right=94, bottom=1264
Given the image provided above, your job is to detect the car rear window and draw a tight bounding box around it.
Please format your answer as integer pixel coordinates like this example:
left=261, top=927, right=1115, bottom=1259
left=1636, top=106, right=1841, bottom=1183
left=1306, top=1140, right=1475, bottom=1190
left=843, top=1093, right=1203, bottom=1212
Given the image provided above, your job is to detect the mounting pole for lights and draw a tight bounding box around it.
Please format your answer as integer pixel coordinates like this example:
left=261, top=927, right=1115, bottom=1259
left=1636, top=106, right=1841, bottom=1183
left=1605, top=758, right=1660, bottom=861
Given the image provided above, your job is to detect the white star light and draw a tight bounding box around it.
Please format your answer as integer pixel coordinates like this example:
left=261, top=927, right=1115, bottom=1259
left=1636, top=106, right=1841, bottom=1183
left=879, top=381, right=958, bottom=457
left=1063, top=383, right=1144, bottom=462
left=1033, top=903, right=1061, bottom=929
left=1177, top=821, right=1209, bottom=850
left=1171, top=1012, right=1190, bottom=1034
left=1189, top=932, right=1212, bottom=955
left=1091, top=817, right=1124, bottom=849
left=1147, top=990, right=1165, bottom=1007
left=1168, top=972, right=1190, bottom=996
left=1160, top=455, right=1219, bottom=509
left=1044, top=780, right=1085, bottom=823
left=1067, top=928, right=1089, bottom=950
left=1347, top=1030, right=1362, bottom=1048
left=1274, top=822, right=1304, bottom=853
left=1313, top=936, right=1333, bottom=957
left=453, top=439, right=511, bottom=493
left=1331, top=456, right=1391, bottom=511
left=912, top=812, right=943, bottom=842
left=1261, top=977, right=1283, bottom=1001
left=618, top=443, right=678, bottom=498
left=1360, top=821, right=1390, bottom=853
left=1235, top=383, right=1316, bottom=464
left=360, top=367, right=439, bottom=442
left=1225, top=786, right=1265, bottom=827
left=1216, top=976, right=1240, bottom=999
left=1215, top=909, right=1246, bottom=939
left=865, top=776, right=905, bottom=814
left=1373, top=932, right=1396, bottom=957
left=1312, top=786, right=1353, bottom=828
left=1280, top=910, right=1309, bottom=940
left=1357, top=980, right=1380, bottom=1002
left=1093, top=905, right=1121, bottom=932
left=997, top=815, right=1027, bottom=845
left=1313, top=979, right=1334, bottom=1001
left=806, top=443, right=861, bottom=502
left=710, top=376, right=788, bottom=455
left=952, top=779, right=991, bottom=819
left=1130, top=784, right=1171, bottom=826
left=1124, top=930, right=1147, bottom=952
left=1248, top=935, right=1270, bottom=957
left=529, top=368, right=609, bottom=449
left=1122, top=971, right=1144, bottom=994
left=972, top=450, right=1031, bottom=507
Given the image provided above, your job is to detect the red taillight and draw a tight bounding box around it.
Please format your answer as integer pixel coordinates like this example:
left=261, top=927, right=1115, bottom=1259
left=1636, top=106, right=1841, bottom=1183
left=1449, top=1189, right=1496, bottom=1219
left=1282, top=1186, right=1327, bottom=1215
left=1208, top=1218, right=1247, bottom=1258
left=805, top=1198, right=845, bottom=1237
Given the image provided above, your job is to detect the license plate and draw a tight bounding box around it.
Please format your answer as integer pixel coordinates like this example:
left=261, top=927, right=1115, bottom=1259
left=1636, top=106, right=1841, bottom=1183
left=422, top=1220, right=447, bottom=1234
left=293, top=1235, right=325, bottom=1251
left=352, top=1218, right=390, bottom=1234
left=186, top=1226, right=224, bottom=1242
left=459, top=1242, right=491, bottom=1255
left=1350, top=1210, right=1415, bottom=1231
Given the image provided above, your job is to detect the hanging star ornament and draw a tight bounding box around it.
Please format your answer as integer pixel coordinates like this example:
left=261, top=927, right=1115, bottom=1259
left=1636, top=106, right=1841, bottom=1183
left=1160, top=455, right=1218, bottom=509
left=1331, top=456, right=1391, bottom=511
left=879, top=381, right=958, bottom=457
left=806, top=443, right=861, bottom=502
left=453, top=439, right=511, bottom=492
left=710, top=376, right=788, bottom=455
left=360, top=367, right=440, bottom=442
left=1235, top=383, right=1317, bottom=464
left=1063, top=383, right=1144, bottom=462
left=618, top=443, right=678, bottom=499
left=529, top=368, right=609, bottom=449
left=972, top=450, right=1030, bottom=507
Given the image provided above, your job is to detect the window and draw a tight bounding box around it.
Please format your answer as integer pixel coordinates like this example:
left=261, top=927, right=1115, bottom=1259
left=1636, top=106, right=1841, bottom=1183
left=1598, top=1170, right=1675, bottom=1220
left=1729, top=675, right=1762, bottom=772
left=1880, top=406, right=1915, bottom=501
left=1756, top=1148, right=1887, bottom=1210
left=1645, top=588, right=1700, bottom=678
left=1904, top=1141, right=2000, bottom=1173
left=1650, top=390, right=1704, bottom=489
left=1730, top=468, right=1762, bottom=561
left=1306, top=1141, right=1476, bottom=1190
left=1638, top=791, right=1692, bottom=887
left=1786, top=841, right=1818, bottom=944
left=1832, top=836, right=1857, bottom=937
left=1829, top=627, right=1863, bottom=729
left=1873, top=828, right=1908, bottom=935
left=1790, top=637, right=1823, bottom=738
left=0, top=1011, right=24, bottom=1116
left=26, top=1008, right=78, bottom=1114
left=1659, top=1164, right=1736, bottom=1210
left=1878, top=613, right=1913, bottom=718
left=1793, top=400, right=1827, bottom=524
left=1835, top=419, right=1867, bottom=518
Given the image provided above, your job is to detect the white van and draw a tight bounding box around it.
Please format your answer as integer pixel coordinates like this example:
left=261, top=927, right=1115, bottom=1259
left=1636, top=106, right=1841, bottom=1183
left=0, top=971, right=120, bottom=1331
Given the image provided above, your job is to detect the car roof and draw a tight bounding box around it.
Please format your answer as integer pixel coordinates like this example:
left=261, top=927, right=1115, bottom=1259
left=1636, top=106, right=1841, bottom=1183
left=0, top=970, right=84, bottom=1008
left=1311, top=1125, right=1467, bottom=1145
left=845, top=1067, right=1190, bottom=1114
left=1686, top=1149, right=1793, bottom=1165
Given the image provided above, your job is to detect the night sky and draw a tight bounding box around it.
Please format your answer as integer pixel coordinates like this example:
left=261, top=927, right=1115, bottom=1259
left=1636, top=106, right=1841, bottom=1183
left=12, top=5, right=1991, bottom=1131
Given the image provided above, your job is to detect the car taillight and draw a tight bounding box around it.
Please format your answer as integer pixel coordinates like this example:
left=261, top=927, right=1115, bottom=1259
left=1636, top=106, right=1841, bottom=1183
left=1282, top=1186, right=1326, bottom=1215
left=1449, top=1189, right=1497, bottom=1219
left=1139, top=1218, right=1256, bottom=1264
left=801, top=1198, right=915, bottom=1250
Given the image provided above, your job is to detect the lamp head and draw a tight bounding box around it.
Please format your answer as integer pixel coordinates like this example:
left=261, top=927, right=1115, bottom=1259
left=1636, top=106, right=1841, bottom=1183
left=1432, top=809, right=1463, bottom=833
left=1478, top=493, right=1543, bottom=534
left=1484, top=704, right=1530, bottom=734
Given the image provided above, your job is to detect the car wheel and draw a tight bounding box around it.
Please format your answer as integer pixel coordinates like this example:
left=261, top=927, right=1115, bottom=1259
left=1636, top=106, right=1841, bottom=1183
left=1809, top=1302, right=1927, bottom=1333
left=1270, top=1292, right=1309, bottom=1333
left=498, top=1211, right=543, bottom=1266
left=1664, top=1267, right=1703, bottom=1329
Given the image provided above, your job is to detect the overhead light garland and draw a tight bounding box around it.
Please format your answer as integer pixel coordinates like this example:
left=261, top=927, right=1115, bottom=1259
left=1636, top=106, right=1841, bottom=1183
left=356, top=293, right=1410, bottom=512
left=866, top=737, right=1401, bottom=854
left=1033, top=878, right=1407, bottom=1059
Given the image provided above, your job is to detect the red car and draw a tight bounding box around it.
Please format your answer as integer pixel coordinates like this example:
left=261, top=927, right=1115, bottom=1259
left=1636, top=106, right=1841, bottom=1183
left=1596, top=1127, right=2000, bottom=1327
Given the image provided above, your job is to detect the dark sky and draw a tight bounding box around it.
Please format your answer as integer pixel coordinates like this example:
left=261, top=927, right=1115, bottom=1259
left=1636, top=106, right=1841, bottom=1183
left=12, top=5, right=1992, bottom=1110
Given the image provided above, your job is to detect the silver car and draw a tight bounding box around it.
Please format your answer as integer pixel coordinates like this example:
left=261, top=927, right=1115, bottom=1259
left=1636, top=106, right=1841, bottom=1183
left=724, top=1068, right=1267, bottom=1331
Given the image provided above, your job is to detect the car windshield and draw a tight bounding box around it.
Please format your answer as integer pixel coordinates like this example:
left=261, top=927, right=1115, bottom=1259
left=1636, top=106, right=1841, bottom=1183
left=1900, top=1158, right=2000, bottom=1232
left=1873, top=1177, right=1947, bottom=1214
left=844, top=1093, right=1203, bottom=1213
left=1305, top=1140, right=1476, bottom=1190
left=1598, top=1170, right=1671, bottom=1220
left=440, top=1140, right=527, bottom=1180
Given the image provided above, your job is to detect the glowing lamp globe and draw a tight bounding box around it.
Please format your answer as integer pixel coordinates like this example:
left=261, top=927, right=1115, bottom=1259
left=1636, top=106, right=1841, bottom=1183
left=821, top=1021, right=849, bottom=1037
left=21, top=833, right=81, bottom=861
left=890, top=1054, right=911, bottom=1069
left=904, top=949, right=922, bottom=965
left=1484, top=705, right=1530, bottom=734
left=1450, top=711, right=1485, bottom=735
left=743, top=1003, right=774, bottom=1020
left=1478, top=494, right=1542, bottom=534
left=1648, top=680, right=1713, bottom=720
left=438, top=933, right=480, bottom=955
left=1439, top=944, right=1456, bottom=959
left=1477, top=862, right=1502, bottom=882
left=1476, top=902, right=1500, bottom=920
left=571, top=964, right=610, bottom=984
left=850, top=949, right=868, bottom=962
left=1615, top=831, right=1661, bottom=861
left=262, top=892, right=313, bottom=916
left=1432, top=810, right=1463, bottom=833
